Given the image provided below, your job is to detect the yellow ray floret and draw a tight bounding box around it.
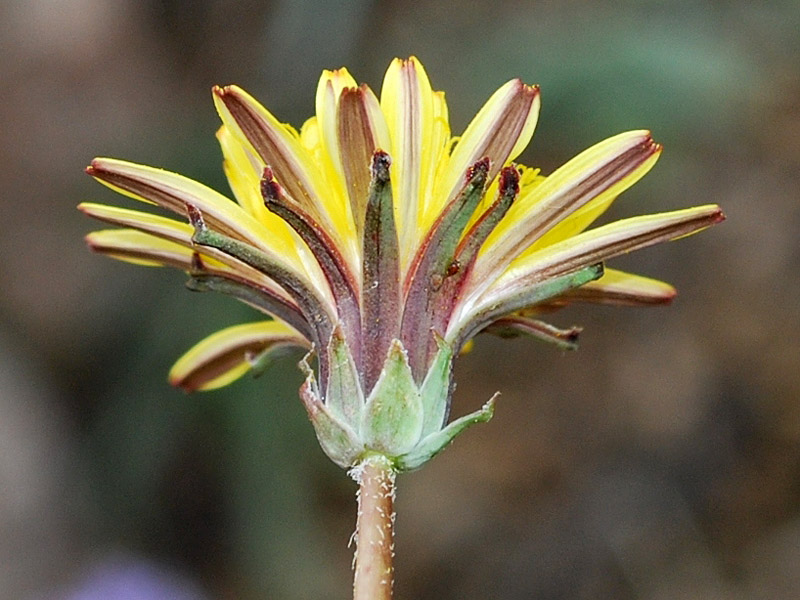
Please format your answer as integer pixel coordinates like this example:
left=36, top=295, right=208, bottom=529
left=169, top=320, right=309, bottom=392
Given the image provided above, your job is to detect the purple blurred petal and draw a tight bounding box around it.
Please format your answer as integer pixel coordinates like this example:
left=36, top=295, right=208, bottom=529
left=58, top=556, right=208, bottom=600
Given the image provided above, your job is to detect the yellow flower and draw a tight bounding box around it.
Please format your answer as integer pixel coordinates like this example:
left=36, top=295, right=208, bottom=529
left=80, top=57, right=723, bottom=470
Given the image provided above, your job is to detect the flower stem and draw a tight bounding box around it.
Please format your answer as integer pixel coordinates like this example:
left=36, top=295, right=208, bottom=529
left=352, top=454, right=396, bottom=600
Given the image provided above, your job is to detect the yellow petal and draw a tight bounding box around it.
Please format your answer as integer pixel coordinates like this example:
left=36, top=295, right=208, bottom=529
left=79, top=202, right=194, bottom=241
left=525, top=132, right=662, bottom=253
left=85, top=228, right=198, bottom=269
left=299, top=116, right=322, bottom=155
left=312, top=72, right=356, bottom=245
left=474, top=130, right=661, bottom=286
left=419, top=89, right=452, bottom=225
left=87, top=158, right=287, bottom=256
left=380, top=57, right=448, bottom=266
left=217, top=124, right=329, bottom=282
left=491, top=204, right=724, bottom=296
left=565, top=268, right=677, bottom=306
left=315, top=67, right=358, bottom=183
left=217, top=125, right=273, bottom=219
left=87, top=157, right=333, bottom=304
left=169, top=320, right=308, bottom=392
left=79, top=203, right=295, bottom=299
left=437, top=79, right=540, bottom=211
left=213, top=84, right=357, bottom=265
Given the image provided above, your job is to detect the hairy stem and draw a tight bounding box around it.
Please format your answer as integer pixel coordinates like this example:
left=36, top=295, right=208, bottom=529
left=352, top=454, right=396, bottom=600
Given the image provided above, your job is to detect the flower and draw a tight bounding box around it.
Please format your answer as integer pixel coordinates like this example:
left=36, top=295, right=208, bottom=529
left=80, top=57, right=723, bottom=471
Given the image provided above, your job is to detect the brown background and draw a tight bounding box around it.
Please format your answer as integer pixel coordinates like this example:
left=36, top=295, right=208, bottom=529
left=1, top=1, right=799, bottom=598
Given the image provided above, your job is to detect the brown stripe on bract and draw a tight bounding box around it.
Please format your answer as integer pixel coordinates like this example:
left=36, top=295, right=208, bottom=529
left=454, top=166, right=520, bottom=270
left=486, top=316, right=582, bottom=350
left=361, top=151, right=401, bottom=392
left=186, top=200, right=336, bottom=367
left=185, top=271, right=310, bottom=337
left=399, top=158, right=490, bottom=379
left=261, top=168, right=358, bottom=306
left=450, top=263, right=604, bottom=353
left=262, top=168, right=362, bottom=359
left=425, top=166, right=521, bottom=351
left=402, top=158, right=491, bottom=297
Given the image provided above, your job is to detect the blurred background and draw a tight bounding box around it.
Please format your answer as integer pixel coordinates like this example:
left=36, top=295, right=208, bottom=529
left=1, top=0, right=799, bottom=598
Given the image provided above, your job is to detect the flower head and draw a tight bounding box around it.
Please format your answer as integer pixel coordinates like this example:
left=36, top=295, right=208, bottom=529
left=81, top=57, right=723, bottom=471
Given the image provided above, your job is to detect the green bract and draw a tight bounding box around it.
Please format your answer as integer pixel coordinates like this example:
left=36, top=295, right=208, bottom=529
left=299, top=332, right=494, bottom=471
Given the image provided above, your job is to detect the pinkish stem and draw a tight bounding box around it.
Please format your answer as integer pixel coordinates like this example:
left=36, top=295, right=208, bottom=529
left=352, top=455, right=396, bottom=600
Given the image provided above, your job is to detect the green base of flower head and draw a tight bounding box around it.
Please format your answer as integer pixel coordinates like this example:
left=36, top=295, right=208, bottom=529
left=299, top=333, right=496, bottom=472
